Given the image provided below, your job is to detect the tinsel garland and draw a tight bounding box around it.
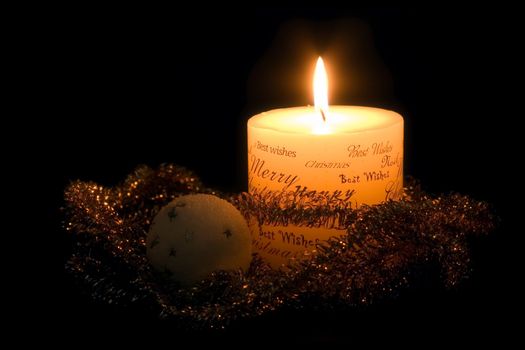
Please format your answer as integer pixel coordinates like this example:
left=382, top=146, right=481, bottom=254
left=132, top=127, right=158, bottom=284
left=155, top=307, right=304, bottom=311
left=64, top=164, right=495, bottom=329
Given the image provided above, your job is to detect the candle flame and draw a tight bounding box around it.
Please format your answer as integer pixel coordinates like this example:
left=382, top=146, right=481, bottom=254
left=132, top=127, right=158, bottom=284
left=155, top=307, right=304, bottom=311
left=314, top=57, right=329, bottom=113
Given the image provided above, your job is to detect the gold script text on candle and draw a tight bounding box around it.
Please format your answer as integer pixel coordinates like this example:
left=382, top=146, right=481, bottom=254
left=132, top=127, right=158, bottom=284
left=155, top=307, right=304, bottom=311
left=248, top=106, right=404, bottom=205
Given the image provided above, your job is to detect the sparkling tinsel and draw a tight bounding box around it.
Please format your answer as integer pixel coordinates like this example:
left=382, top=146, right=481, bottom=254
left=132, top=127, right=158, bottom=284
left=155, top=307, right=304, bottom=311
left=64, top=164, right=495, bottom=329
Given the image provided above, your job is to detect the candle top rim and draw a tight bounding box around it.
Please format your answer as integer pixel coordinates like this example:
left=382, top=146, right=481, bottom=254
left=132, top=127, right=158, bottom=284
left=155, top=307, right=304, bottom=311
left=248, top=105, right=403, bottom=135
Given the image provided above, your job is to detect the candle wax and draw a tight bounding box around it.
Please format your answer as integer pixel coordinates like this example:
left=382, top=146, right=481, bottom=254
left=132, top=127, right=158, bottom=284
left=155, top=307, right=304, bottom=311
left=247, top=105, right=404, bottom=268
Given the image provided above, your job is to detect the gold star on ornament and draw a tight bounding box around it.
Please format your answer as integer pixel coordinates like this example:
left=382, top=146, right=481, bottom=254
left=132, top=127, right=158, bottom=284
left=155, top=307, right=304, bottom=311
left=150, top=235, right=160, bottom=249
left=167, top=207, right=177, bottom=222
left=184, top=230, right=194, bottom=243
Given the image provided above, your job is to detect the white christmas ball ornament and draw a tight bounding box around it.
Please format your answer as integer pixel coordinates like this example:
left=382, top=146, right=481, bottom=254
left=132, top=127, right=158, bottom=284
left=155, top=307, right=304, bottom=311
left=146, top=194, right=252, bottom=286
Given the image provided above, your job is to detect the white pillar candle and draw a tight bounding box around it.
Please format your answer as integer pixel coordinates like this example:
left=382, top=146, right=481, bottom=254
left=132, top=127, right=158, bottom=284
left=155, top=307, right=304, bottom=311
left=247, top=58, right=404, bottom=268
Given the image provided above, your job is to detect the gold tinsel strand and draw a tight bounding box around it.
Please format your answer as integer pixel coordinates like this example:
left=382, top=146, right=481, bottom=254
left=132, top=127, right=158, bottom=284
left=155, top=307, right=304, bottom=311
left=64, top=164, right=495, bottom=329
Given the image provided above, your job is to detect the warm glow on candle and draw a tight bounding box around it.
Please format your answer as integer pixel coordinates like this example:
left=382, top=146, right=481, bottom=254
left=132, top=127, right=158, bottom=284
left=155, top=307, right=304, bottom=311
left=313, top=57, right=329, bottom=112
left=247, top=57, right=404, bottom=268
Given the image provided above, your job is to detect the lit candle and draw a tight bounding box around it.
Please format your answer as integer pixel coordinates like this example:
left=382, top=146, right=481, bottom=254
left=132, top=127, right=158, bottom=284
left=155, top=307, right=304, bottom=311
left=247, top=57, right=404, bottom=268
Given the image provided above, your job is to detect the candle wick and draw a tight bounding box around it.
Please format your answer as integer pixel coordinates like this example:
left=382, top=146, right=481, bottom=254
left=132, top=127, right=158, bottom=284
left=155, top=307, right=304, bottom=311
left=320, top=109, right=326, bottom=122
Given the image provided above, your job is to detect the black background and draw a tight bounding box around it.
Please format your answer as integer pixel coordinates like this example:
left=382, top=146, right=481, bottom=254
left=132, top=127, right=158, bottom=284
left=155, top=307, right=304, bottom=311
left=37, top=5, right=519, bottom=344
